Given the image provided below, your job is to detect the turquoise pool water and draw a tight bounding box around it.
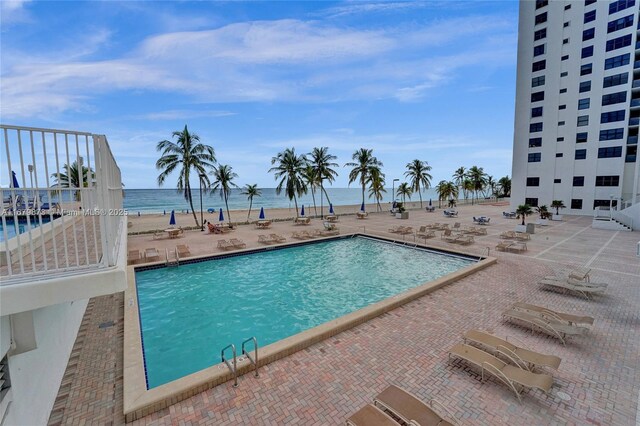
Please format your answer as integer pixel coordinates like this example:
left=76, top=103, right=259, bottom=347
left=0, top=217, right=50, bottom=242
left=135, top=236, right=474, bottom=388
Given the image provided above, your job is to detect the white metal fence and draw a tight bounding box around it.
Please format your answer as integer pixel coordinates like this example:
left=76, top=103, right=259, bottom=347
left=0, top=125, right=123, bottom=283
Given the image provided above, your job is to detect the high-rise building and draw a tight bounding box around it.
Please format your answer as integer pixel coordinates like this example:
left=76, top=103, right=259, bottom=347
left=511, top=0, right=640, bottom=226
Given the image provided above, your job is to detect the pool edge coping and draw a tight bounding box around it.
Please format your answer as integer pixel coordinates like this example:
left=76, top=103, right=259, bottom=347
left=123, top=233, right=497, bottom=421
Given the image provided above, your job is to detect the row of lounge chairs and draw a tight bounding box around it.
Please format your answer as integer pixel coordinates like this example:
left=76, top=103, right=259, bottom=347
left=258, top=234, right=287, bottom=244
left=441, top=229, right=474, bottom=245
left=539, top=275, right=606, bottom=299
left=217, top=239, right=246, bottom=250
left=496, top=240, right=528, bottom=252
left=128, top=244, right=191, bottom=264
left=499, top=230, right=530, bottom=240
left=388, top=226, right=413, bottom=235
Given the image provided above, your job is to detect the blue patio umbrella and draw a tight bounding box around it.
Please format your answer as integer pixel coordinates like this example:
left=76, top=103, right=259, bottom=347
left=360, top=201, right=365, bottom=212
left=329, top=203, right=334, bottom=214
left=169, top=210, right=176, bottom=226
left=259, top=207, right=265, bottom=219
left=219, top=208, right=224, bottom=222
left=300, top=204, right=305, bottom=216
left=429, top=199, right=432, bottom=206
left=11, top=171, right=19, bottom=188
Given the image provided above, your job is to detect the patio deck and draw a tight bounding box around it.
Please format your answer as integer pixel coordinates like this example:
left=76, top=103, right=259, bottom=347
left=48, top=204, right=639, bottom=425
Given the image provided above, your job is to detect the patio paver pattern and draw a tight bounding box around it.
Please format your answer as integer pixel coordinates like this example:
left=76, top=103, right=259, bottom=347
left=48, top=204, right=639, bottom=425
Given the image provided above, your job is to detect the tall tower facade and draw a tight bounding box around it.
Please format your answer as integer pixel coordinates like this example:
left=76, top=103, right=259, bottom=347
left=511, top=0, right=640, bottom=214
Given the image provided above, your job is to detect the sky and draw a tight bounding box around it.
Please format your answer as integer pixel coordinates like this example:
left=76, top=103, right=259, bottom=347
left=1, top=0, right=519, bottom=189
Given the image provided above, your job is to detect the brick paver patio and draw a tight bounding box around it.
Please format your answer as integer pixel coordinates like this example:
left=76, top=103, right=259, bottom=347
left=49, top=205, right=639, bottom=425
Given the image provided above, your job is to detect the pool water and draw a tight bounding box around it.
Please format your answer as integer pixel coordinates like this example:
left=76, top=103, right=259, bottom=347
left=0, top=217, right=50, bottom=242
left=135, top=236, right=473, bottom=388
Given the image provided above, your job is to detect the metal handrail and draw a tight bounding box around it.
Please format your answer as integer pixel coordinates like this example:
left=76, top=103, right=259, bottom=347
left=221, top=344, right=238, bottom=387
left=241, top=337, right=259, bottom=378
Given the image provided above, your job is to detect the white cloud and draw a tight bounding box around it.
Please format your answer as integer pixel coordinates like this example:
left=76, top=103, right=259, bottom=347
left=136, top=110, right=237, bottom=120
left=0, top=0, right=32, bottom=26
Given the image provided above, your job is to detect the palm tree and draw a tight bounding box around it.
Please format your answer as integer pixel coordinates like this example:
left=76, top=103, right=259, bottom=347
left=156, top=125, right=216, bottom=227
left=452, top=166, right=466, bottom=199
left=536, top=205, right=550, bottom=220
left=404, top=159, right=432, bottom=208
left=51, top=161, right=95, bottom=201
left=463, top=178, right=474, bottom=204
left=485, top=175, right=497, bottom=198
left=367, top=168, right=386, bottom=212
left=301, top=165, right=320, bottom=217
left=396, top=182, right=412, bottom=205
left=345, top=148, right=383, bottom=207
left=308, top=147, right=338, bottom=218
left=467, top=166, right=487, bottom=204
left=498, top=176, right=511, bottom=197
left=435, top=180, right=459, bottom=209
left=241, top=184, right=261, bottom=220
left=269, top=148, right=307, bottom=218
left=516, top=204, right=533, bottom=226
left=551, top=200, right=565, bottom=215
left=210, top=164, right=238, bottom=225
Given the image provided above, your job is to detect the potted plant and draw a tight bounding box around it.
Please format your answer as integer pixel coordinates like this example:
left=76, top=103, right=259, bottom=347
left=395, top=202, right=409, bottom=219
left=550, top=200, right=565, bottom=221
left=535, top=205, right=550, bottom=226
left=515, top=204, right=533, bottom=233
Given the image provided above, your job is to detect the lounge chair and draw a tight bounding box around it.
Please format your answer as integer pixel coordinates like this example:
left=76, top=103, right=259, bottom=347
left=441, top=229, right=458, bottom=243
left=229, top=238, right=246, bottom=248
left=506, top=242, right=527, bottom=253
left=323, top=222, right=337, bottom=231
left=176, top=244, right=190, bottom=257
left=292, top=231, right=308, bottom=239
left=373, top=385, right=457, bottom=426
left=258, top=235, right=274, bottom=244
left=496, top=241, right=514, bottom=251
left=398, top=226, right=413, bottom=235
left=514, top=232, right=530, bottom=241
left=453, top=222, right=461, bottom=230
left=346, top=404, right=398, bottom=426
left=300, top=231, right=314, bottom=239
left=152, top=231, right=164, bottom=240
left=425, top=223, right=440, bottom=230
left=269, top=233, right=286, bottom=242
left=569, top=267, right=591, bottom=282
left=511, top=302, right=594, bottom=326
left=388, top=225, right=403, bottom=233
left=538, top=278, right=606, bottom=299
left=128, top=249, right=141, bottom=265
left=448, top=343, right=554, bottom=402
left=416, top=228, right=435, bottom=239
left=502, top=308, right=589, bottom=345
left=356, top=211, right=368, bottom=219
left=463, top=330, right=561, bottom=371
left=294, top=217, right=311, bottom=225
left=144, top=248, right=160, bottom=262
left=454, top=234, right=474, bottom=245
left=217, top=239, right=234, bottom=250
left=500, top=231, right=516, bottom=239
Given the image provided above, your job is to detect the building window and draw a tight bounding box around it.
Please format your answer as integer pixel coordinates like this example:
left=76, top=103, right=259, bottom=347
left=602, top=91, right=627, bottom=106
left=554, top=178, right=562, bottom=183
left=563, top=21, right=570, bottom=28
left=528, top=153, right=542, bottom=162
left=582, top=28, right=595, bottom=41
left=561, top=71, right=568, bottom=77
left=585, top=0, right=597, bottom=5
left=577, top=116, right=589, bottom=127
left=525, top=198, right=539, bottom=207
left=605, top=34, right=632, bottom=52
left=599, top=128, right=624, bottom=140
left=601, top=110, right=625, bottom=123
left=575, top=149, right=587, bottom=160
left=579, top=81, right=591, bottom=92
left=535, top=12, right=548, bottom=25
left=534, top=28, right=547, bottom=41
left=580, top=64, right=592, bottom=76
left=581, top=46, right=594, bottom=58
left=626, top=145, right=637, bottom=163
left=598, top=146, right=623, bottom=158
left=561, top=55, right=569, bottom=61
left=531, top=107, right=543, bottom=118
left=609, top=0, right=636, bottom=14
left=531, top=76, right=546, bottom=87
left=533, top=44, right=546, bottom=56
left=536, top=0, right=548, bottom=8
left=557, top=136, right=565, bottom=141
left=559, top=105, right=566, bottom=110
left=595, top=175, right=620, bottom=186
left=529, top=137, right=542, bottom=147
left=607, top=14, right=634, bottom=33
left=526, top=177, right=540, bottom=186
left=571, top=199, right=583, bottom=209
left=530, top=123, right=543, bottom=133
left=573, top=176, right=585, bottom=186
left=578, top=98, right=590, bottom=110
left=556, top=152, right=564, bottom=157
left=576, top=132, right=588, bottom=143
left=604, top=53, right=630, bottom=69
left=563, top=38, right=569, bottom=44
left=594, top=199, right=618, bottom=209
left=584, top=10, right=596, bottom=23
left=559, top=88, right=567, bottom=93
left=532, top=60, right=546, bottom=72
left=559, top=121, right=566, bottom=126
left=531, top=91, right=545, bottom=102
left=603, top=72, right=629, bottom=88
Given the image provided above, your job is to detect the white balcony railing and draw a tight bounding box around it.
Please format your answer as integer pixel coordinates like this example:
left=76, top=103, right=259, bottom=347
left=1, top=125, right=123, bottom=284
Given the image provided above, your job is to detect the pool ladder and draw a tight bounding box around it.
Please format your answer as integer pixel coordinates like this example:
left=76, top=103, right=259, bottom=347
left=221, top=337, right=259, bottom=387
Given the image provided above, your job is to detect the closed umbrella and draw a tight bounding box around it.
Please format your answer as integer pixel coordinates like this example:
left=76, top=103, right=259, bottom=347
left=169, top=210, right=176, bottom=226
left=259, top=207, right=265, bottom=219
left=429, top=199, right=432, bottom=207
left=329, top=204, right=334, bottom=214
left=219, top=208, right=224, bottom=222
left=300, top=204, right=305, bottom=216
left=11, top=171, right=19, bottom=188
left=360, top=202, right=365, bottom=212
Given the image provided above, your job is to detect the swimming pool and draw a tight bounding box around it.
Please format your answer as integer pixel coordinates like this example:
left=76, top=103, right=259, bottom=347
left=0, top=216, right=50, bottom=242
left=135, top=236, right=475, bottom=389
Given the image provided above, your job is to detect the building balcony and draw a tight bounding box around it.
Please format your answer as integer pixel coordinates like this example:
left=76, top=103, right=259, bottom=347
left=630, top=117, right=640, bottom=126
left=633, top=80, right=640, bottom=89
left=631, top=99, right=640, bottom=108
left=0, top=125, right=126, bottom=315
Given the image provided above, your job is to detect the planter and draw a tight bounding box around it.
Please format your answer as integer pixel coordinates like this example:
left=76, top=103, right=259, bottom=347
left=515, top=224, right=527, bottom=233
left=552, top=214, right=563, bottom=221
left=396, top=212, right=409, bottom=219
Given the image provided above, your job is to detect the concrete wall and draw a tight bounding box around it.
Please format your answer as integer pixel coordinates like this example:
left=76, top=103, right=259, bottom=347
left=2, top=299, right=88, bottom=426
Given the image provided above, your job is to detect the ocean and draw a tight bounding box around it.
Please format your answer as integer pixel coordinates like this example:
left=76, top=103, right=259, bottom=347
left=123, top=188, right=442, bottom=214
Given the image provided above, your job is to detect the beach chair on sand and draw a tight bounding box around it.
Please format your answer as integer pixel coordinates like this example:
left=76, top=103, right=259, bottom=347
left=176, top=244, right=190, bottom=257
left=229, top=238, right=246, bottom=248
left=270, top=233, right=286, bottom=243
left=258, top=235, right=274, bottom=244
left=217, top=240, right=234, bottom=250
left=448, top=343, right=554, bottom=402
left=346, top=404, right=398, bottom=426
left=373, top=385, right=458, bottom=426
left=144, top=248, right=160, bottom=262
left=463, top=330, right=561, bottom=371
left=502, top=308, right=589, bottom=345
left=511, top=302, right=594, bottom=326
left=538, top=278, right=606, bottom=299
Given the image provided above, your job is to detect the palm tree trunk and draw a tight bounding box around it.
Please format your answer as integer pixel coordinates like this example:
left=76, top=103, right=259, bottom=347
left=418, top=185, right=423, bottom=208
left=321, top=186, right=332, bottom=205
left=225, top=192, right=232, bottom=226
left=320, top=180, right=324, bottom=219
left=186, top=185, right=199, bottom=227
left=311, top=187, right=317, bottom=217
left=247, top=198, right=253, bottom=220
left=361, top=182, right=365, bottom=208
left=293, top=195, right=299, bottom=218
